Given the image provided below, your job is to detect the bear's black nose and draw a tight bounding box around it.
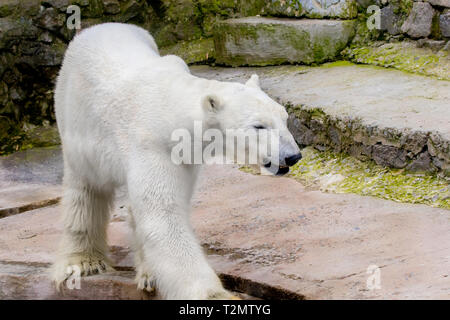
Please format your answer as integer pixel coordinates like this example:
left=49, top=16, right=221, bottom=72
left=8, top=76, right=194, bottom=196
left=285, top=153, right=302, bottom=167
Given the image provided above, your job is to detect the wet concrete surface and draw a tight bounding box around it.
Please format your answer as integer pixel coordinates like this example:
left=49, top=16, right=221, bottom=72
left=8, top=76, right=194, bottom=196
left=0, top=147, right=62, bottom=217
left=0, top=146, right=63, bottom=186
left=0, top=147, right=449, bottom=299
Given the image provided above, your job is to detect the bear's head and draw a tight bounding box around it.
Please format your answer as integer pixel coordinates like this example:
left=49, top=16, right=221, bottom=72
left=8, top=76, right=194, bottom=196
left=202, top=74, right=302, bottom=176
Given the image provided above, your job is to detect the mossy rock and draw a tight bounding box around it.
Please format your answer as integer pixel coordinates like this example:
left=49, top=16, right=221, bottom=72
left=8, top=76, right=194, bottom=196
left=21, top=122, right=61, bottom=150
left=261, top=0, right=358, bottom=19
left=197, top=0, right=241, bottom=37
left=343, top=41, right=450, bottom=80
left=287, top=146, right=450, bottom=209
left=0, top=0, right=20, bottom=18
left=214, top=17, right=356, bottom=66
left=160, top=38, right=215, bottom=64
left=242, top=146, right=450, bottom=209
left=0, top=121, right=61, bottom=156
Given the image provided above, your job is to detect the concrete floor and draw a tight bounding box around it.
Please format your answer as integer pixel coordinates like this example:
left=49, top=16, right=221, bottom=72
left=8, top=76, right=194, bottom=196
left=0, top=147, right=449, bottom=299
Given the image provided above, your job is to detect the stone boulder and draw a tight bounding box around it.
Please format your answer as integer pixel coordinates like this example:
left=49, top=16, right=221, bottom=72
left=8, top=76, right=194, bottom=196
left=401, top=2, right=435, bottom=38
left=424, top=0, right=450, bottom=7
left=214, top=17, right=356, bottom=66
left=380, top=4, right=402, bottom=35
left=261, top=0, right=358, bottom=19
left=372, top=145, right=408, bottom=169
left=440, top=10, right=450, bottom=38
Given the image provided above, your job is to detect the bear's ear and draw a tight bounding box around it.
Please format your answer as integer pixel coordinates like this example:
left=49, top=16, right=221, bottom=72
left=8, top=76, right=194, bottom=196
left=245, top=74, right=260, bottom=89
left=202, top=94, right=223, bottom=113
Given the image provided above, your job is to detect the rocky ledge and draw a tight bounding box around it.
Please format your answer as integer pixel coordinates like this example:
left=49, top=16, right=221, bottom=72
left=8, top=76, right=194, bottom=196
left=191, top=63, right=450, bottom=176
left=213, top=17, right=356, bottom=66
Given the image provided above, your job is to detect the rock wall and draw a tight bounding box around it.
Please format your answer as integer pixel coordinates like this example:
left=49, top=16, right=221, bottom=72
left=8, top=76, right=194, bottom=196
left=342, top=1, right=450, bottom=81
left=0, top=0, right=448, bottom=157
left=0, top=0, right=155, bottom=154
left=0, top=0, right=255, bottom=154
left=213, top=18, right=357, bottom=66
left=354, top=0, right=450, bottom=48
left=287, top=107, right=450, bottom=175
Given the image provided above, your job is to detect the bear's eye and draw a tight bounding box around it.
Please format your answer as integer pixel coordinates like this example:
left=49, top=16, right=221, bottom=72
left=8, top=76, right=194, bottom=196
left=253, top=125, right=266, bottom=130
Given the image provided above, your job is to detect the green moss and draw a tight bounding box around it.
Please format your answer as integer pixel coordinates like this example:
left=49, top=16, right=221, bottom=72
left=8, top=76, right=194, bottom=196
left=392, top=0, right=413, bottom=16
left=238, top=0, right=266, bottom=16
left=0, top=1, right=15, bottom=18
left=312, top=37, right=328, bottom=62
left=160, top=38, right=215, bottom=64
left=262, top=0, right=356, bottom=18
left=241, top=147, right=450, bottom=209
left=351, top=14, right=382, bottom=46
left=319, top=61, right=355, bottom=68
left=431, top=13, right=441, bottom=40
left=82, top=0, right=104, bottom=18
left=214, top=19, right=355, bottom=66
left=0, top=120, right=26, bottom=156
left=288, top=147, right=450, bottom=209
left=239, top=165, right=259, bottom=175
left=214, top=21, right=295, bottom=66
left=343, top=43, right=450, bottom=80
left=268, top=0, right=303, bottom=15
left=197, top=0, right=237, bottom=17
left=308, top=108, right=327, bottom=121
left=0, top=121, right=60, bottom=156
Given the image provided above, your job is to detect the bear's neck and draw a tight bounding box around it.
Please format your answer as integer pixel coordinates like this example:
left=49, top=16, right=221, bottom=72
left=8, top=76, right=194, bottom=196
left=175, top=74, right=224, bottom=128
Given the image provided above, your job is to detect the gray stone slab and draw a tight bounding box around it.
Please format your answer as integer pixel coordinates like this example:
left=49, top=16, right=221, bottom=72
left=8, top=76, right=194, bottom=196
left=441, top=10, right=450, bottom=38
left=191, top=63, right=450, bottom=174
left=261, top=0, right=358, bottom=19
left=214, top=17, right=356, bottom=66
left=401, top=2, right=434, bottom=39
left=424, top=0, right=450, bottom=8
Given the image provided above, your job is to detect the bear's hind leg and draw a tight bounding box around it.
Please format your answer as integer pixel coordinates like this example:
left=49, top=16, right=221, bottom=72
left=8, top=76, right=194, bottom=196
left=128, top=208, right=155, bottom=293
left=51, top=178, right=114, bottom=290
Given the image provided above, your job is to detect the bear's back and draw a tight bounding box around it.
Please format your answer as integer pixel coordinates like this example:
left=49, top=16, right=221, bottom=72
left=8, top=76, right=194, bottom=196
left=62, top=23, right=160, bottom=85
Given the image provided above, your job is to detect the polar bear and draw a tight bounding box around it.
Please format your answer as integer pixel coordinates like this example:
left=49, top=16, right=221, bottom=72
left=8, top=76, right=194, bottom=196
left=51, top=23, right=301, bottom=299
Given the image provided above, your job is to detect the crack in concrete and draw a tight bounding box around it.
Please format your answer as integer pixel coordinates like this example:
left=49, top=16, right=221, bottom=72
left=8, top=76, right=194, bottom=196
left=0, top=197, right=61, bottom=219
left=0, top=259, right=302, bottom=299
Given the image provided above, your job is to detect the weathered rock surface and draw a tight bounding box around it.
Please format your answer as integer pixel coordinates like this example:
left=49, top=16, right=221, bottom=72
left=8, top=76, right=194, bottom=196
left=0, top=160, right=449, bottom=299
left=0, top=0, right=153, bottom=154
left=214, top=17, right=356, bottom=66
left=441, top=10, right=450, bottom=38
left=260, top=0, right=358, bottom=19
left=0, top=146, right=62, bottom=217
left=343, top=41, right=450, bottom=80
left=424, top=0, right=450, bottom=8
left=406, top=151, right=434, bottom=172
left=380, top=4, right=402, bottom=35
left=191, top=63, right=450, bottom=175
left=401, top=2, right=435, bottom=38
left=417, top=38, right=447, bottom=51
left=0, top=0, right=254, bottom=154
left=160, top=38, right=215, bottom=64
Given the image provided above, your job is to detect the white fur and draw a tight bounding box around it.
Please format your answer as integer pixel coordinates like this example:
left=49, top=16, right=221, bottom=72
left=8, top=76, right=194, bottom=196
left=51, top=23, right=299, bottom=299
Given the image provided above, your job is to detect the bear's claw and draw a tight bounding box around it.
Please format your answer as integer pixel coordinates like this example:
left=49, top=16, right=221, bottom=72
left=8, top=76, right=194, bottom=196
left=207, top=290, right=242, bottom=300
left=136, top=273, right=156, bottom=294
left=51, top=254, right=114, bottom=291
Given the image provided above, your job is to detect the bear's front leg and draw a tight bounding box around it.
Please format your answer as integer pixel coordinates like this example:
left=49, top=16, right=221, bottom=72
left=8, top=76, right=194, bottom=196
left=127, top=158, right=236, bottom=300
